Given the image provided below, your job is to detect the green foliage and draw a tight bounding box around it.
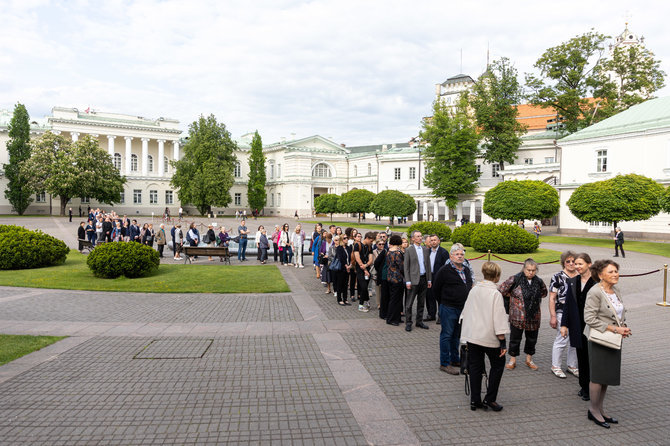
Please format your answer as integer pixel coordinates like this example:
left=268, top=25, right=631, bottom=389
left=483, top=180, right=559, bottom=221
left=451, top=222, right=480, bottom=247
left=314, top=193, right=340, bottom=220
left=0, top=225, right=69, bottom=270
left=247, top=131, right=266, bottom=211
left=525, top=30, right=609, bottom=133
left=406, top=222, right=451, bottom=242
left=470, top=223, right=539, bottom=254
left=471, top=58, right=526, bottom=168
left=171, top=115, right=237, bottom=216
left=338, top=189, right=376, bottom=222
left=369, top=189, right=416, bottom=226
left=3, top=103, right=33, bottom=215
left=21, top=133, right=126, bottom=216
left=420, top=96, right=481, bottom=208
left=567, top=174, right=664, bottom=227
left=86, top=242, right=160, bottom=279
left=660, top=186, right=670, bottom=214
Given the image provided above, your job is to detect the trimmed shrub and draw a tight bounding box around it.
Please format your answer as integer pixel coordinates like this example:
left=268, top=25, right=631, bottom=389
left=406, top=222, right=451, bottom=242
left=451, top=223, right=480, bottom=247
left=87, top=242, right=160, bottom=279
left=470, top=223, right=539, bottom=254
left=0, top=225, right=69, bottom=270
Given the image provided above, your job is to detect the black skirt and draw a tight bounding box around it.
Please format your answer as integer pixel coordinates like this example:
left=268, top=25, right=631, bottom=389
left=588, top=340, right=621, bottom=386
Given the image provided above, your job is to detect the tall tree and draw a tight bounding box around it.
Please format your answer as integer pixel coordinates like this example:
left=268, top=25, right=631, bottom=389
left=246, top=131, right=266, bottom=213
left=470, top=57, right=526, bottom=169
left=525, top=31, right=609, bottom=133
left=22, top=133, right=126, bottom=216
left=483, top=180, right=559, bottom=222
left=3, top=103, right=33, bottom=214
left=369, top=189, right=416, bottom=227
left=338, top=189, right=376, bottom=223
left=171, top=114, right=237, bottom=216
left=314, top=193, right=340, bottom=221
left=420, top=96, right=481, bottom=208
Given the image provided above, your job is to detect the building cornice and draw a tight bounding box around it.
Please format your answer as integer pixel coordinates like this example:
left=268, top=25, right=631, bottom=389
left=49, top=118, right=182, bottom=136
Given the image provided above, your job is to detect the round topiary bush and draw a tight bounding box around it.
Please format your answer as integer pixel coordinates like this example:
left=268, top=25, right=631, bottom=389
left=406, top=222, right=451, bottom=242
left=0, top=225, right=69, bottom=270
left=87, top=242, right=160, bottom=278
left=470, top=223, right=539, bottom=254
left=451, top=223, right=480, bottom=247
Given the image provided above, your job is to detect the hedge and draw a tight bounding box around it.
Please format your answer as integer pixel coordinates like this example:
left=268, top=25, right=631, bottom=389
left=451, top=223, right=480, bottom=247
left=0, top=225, right=69, bottom=270
left=406, top=222, right=452, bottom=242
left=87, top=242, right=160, bottom=278
left=470, top=223, right=539, bottom=254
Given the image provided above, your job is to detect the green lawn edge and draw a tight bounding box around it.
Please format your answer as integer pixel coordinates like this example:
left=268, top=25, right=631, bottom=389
left=0, top=335, right=66, bottom=366
left=540, top=236, right=670, bottom=258
left=0, top=252, right=290, bottom=294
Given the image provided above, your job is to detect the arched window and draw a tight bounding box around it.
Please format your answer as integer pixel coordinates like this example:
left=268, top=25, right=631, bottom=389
left=354, top=165, right=358, bottom=176
left=147, top=155, right=154, bottom=172
left=131, top=154, right=138, bottom=172
left=164, top=156, right=169, bottom=173
left=234, top=162, right=241, bottom=178
left=312, top=163, right=332, bottom=178
left=113, top=153, right=122, bottom=170
left=367, top=163, right=372, bottom=175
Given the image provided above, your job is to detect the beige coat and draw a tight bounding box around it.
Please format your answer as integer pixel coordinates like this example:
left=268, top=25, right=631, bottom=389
left=584, top=284, right=626, bottom=335
left=459, top=280, right=510, bottom=348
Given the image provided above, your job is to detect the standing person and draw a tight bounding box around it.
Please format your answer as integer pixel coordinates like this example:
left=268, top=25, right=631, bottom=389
left=321, top=233, right=334, bottom=294
left=178, top=206, right=183, bottom=219
left=255, top=225, right=264, bottom=262
left=334, top=235, right=350, bottom=305
left=385, top=235, right=405, bottom=325
left=237, top=219, right=249, bottom=261
left=583, top=259, right=631, bottom=429
left=170, top=224, right=177, bottom=258
left=129, top=219, right=140, bottom=243
left=425, top=235, right=449, bottom=322
left=613, top=227, right=625, bottom=258
left=271, top=225, right=281, bottom=263
left=432, top=244, right=475, bottom=375
left=548, top=251, right=579, bottom=378
left=121, top=221, right=130, bottom=241
left=499, top=259, right=548, bottom=371
left=312, top=226, right=323, bottom=279
left=353, top=232, right=374, bottom=312
left=77, top=222, right=86, bottom=251
left=142, top=223, right=155, bottom=247
left=292, top=224, right=306, bottom=268
left=186, top=222, right=200, bottom=261
left=373, top=239, right=389, bottom=319
left=561, top=253, right=596, bottom=402
left=173, top=224, right=184, bottom=260
left=85, top=220, right=96, bottom=245
left=294, top=210, right=299, bottom=219
left=164, top=207, right=170, bottom=220
left=460, top=262, right=509, bottom=412
left=371, top=239, right=385, bottom=310
left=156, top=224, right=166, bottom=258
left=279, top=223, right=292, bottom=265
left=258, top=228, right=269, bottom=264
left=403, top=231, right=431, bottom=331
left=533, top=221, right=542, bottom=240
left=69, top=207, right=73, bottom=222
left=78, top=206, right=82, bottom=218
left=111, top=221, right=122, bottom=242
left=102, top=217, right=113, bottom=243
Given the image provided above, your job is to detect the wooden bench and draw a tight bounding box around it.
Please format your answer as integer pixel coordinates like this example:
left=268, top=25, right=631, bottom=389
left=182, top=246, right=231, bottom=265
left=78, top=238, right=94, bottom=253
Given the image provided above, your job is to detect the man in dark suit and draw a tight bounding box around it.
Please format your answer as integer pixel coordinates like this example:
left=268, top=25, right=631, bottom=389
left=102, top=217, right=113, bottom=243
left=129, top=219, right=141, bottom=242
left=614, top=227, right=625, bottom=258
left=403, top=231, right=432, bottom=331
left=425, top=234, right=449, bottom=321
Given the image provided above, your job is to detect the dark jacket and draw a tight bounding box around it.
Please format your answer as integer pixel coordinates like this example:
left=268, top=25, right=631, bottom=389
left=336, top=245, right=349, bottom=267
left=432, top=261, right=474, bottom=310
left=431, top=246, right=449, bottom=275
left=258, top=233, right=269, bottom=249
left=129, top=224, right=140, bottom=241
left=561, top=275, right=596, bottom=349
left=102, top=220, right=113, bottom=237
left=77, top=226, right=86, bottom=239
left=373, top=249, right=387, bottom=285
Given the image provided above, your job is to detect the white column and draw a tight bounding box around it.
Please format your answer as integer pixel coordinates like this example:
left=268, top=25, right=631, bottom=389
left=444, top=202, right=450, bottom=221
left=157, top=139, right=165, bottom=177
left=470, top=200, right=477, bottom=223
left=422, top=201, right=428, bottom=221
left=456, top=202, right=463, bottom=221
left=71, top=132, right=79, bottom=142
left=141, top=138, right=149, bottom=176
left=412, top=200, right=419, bottom=221
left=124, top=137, right=133, bottom=175
left=172, top=140, right=179, bottom=161
left=433, top=201, right=439, bottom=220
left=107, top=135, right=116, bottom=157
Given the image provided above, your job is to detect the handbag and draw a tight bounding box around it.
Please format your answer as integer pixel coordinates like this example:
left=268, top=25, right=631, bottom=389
left=329, top=257, right=342, bottom=272
left=318, top=253, right=328, bottom=265
left=588, top=327, right=622, bottom=350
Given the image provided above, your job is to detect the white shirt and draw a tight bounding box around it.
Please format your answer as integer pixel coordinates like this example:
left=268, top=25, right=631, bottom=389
left=414, top=244, right=426, bottom=276
left=430, top=247, right=437, bottom=270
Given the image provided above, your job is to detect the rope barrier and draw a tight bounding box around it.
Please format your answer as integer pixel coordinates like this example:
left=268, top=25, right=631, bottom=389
left=466, top=254, right=487, bottom=261
left=620, top=269, right=661, bottom=277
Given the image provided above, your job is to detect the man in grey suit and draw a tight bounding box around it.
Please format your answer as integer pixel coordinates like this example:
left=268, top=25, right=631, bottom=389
left=404, top=230, right=432, bottom=332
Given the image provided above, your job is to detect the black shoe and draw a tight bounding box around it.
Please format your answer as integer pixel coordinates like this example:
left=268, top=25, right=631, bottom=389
left=424, top=316, right=436, bottom=322
left=405, top=325, right=412, bottom=332
left=416, top=323, right=429, bottom=329
left=587, top=410, right=610, bottom=428
left=578, top=389, right=590, bottom=401
left=483, top=401, right=503, bottom=412
left=387, top=321, right=399, bottom=326
left=344, top=302, right=352, bottom=306
left=470, top=401, right=484, bottom=411
left=602, top=415, right=618, bottom=424
left=613, top=255, right=619, bottom=257
left=436, top=318, right=441, bottom=325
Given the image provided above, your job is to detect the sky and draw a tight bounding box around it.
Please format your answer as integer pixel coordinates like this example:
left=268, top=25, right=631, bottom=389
left=2, top=0, right=669, bottom=146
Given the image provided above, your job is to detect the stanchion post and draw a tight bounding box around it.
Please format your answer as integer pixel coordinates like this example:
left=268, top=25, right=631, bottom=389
left=657, top=264, right=669, bottom=307
left=487, top=250, right=491, bottom=262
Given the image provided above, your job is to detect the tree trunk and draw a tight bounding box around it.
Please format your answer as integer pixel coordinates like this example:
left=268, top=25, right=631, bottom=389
left=59, top=196, right=69, bottom=216
left=391, top=216, right=395, bottom=228
left=357, top=213, right=361, bottom=224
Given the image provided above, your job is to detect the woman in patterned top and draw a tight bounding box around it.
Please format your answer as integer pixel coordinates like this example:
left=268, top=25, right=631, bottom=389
left=385, top=234, right=405, bottom=326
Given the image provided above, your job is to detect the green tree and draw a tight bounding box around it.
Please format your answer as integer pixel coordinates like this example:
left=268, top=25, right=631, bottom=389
left=659, top=186, right=670, bottom=214
left=171, top=115, right=237, bottom=216
left=567, top=174, right=664, bottom=229
left=338, top=189, right=376, bottom=223
left=420, top=96, right=481, bottom=208
left=22, top=133, right=126, bottom=216
left=470, top=58, right=526, bottom=169
left=483, top=180, right=559, bottom=222
left=3, top=103, right=33, bottom=214
left=246, top=131, right=266, bottom=213
left=525, top=31, right=609, bottom=133
left=314, top=193, right=340, bottom=221
left=369, top=189, right=416, bottom=227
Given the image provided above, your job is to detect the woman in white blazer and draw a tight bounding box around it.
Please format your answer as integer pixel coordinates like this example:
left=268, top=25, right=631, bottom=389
left=460, top=262, right=510, bottom=412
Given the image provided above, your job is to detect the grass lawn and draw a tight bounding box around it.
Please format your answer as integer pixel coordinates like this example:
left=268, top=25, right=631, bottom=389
left=540, top=236, right=670, bottom=258
left=0, top=252, right=290, bottom=293
left=440, top=244, right=562, bottom=264
left=0, top=335, right=66, bottom=366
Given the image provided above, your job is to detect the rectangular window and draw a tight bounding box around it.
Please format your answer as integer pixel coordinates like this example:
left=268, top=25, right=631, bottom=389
left=394, top=167, right=401, bottom=180
left=545, top=157, right=555, bottom=164
left=476, top=164, right=481, bottom=174
left=133, top=189, right=142, bottom=204
left=270, top=164, right=274, bottom=179
left=277, top=193, right=281, bottom=207
left=119, top=192, right=125, bottom=204
left=80, top=197, right=90, bottom=204
left=234, top=163, right=241, bottom=178
left=271, top=193, right=275, bottom=207
left=234, top=193, right=241, bottom=206
left=277, top=164, right=281, bottom=178
left=409, top=167, right=416, bottom=180
left=597, top=150, right=607, bottom=172
left=165, top=190, right=173, bottom=205
left=524, top=158, right=533, bottom=165
left=492, top=163, right=500, bottom=178
left=149, top=190, right=158, bottom=204
left=36, top=191, right=46, bottom=203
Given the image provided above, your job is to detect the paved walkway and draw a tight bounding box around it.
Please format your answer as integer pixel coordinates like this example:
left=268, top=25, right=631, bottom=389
left=1, top=217, right=670, bottom=444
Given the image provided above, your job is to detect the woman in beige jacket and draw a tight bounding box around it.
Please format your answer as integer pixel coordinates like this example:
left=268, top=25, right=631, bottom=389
left=584, top=259, right=632, bottom=429
left=460, top=262, right=510, bottom=412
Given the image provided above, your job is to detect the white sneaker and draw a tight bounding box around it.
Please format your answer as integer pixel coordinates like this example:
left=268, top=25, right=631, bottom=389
left=299, top=265, right=304, bottom=268
left=358, top=305, right=369, bottom=312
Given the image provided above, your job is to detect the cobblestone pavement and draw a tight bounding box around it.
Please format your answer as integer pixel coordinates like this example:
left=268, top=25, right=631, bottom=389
left=1, top=228, right=669, bottom=444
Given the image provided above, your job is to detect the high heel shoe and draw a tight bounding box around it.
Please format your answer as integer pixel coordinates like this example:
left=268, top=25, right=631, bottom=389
left=587, top=410, right=610, bottom=428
